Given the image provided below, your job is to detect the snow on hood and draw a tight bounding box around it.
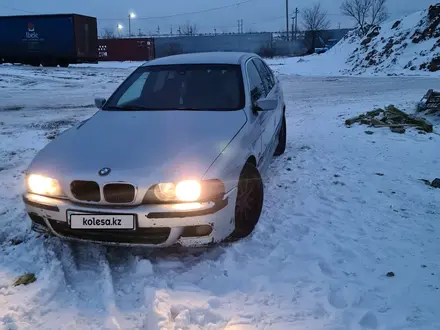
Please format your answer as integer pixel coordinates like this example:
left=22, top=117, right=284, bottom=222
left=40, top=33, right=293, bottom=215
left=27, top=109, right=247, bottom=184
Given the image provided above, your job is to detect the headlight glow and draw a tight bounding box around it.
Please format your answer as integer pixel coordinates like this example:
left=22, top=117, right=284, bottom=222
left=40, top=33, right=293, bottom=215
left=27, top=174, right=63, bottom=197
left=147, top=179, right=224, bottom=204
left=175, top=180, right=201, bottom=202
left=153, top=180, right=202, bottom=202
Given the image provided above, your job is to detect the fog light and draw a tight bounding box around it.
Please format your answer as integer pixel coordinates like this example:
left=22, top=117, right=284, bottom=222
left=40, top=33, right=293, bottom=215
left=171, top=203, right=202, bottom=211
left=181, top=225, right=213, bottom=237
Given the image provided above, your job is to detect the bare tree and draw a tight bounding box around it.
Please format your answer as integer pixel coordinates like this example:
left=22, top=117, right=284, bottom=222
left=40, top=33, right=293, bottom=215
left=302, top=3, right=331, bottom=51
left=179, top=22, right=199, bottom=36
left=341, top=0, right=389, bottom=35
left=101, top=28, right=116, bottom=39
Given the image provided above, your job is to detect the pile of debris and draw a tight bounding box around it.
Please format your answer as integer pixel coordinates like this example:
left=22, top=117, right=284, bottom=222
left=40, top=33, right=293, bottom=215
left=345, top=105, right=433, bottom=134
left=417, top=89, right=440, bottom=114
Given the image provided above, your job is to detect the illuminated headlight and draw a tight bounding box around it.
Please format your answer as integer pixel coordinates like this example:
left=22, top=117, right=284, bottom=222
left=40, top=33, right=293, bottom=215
left=26, top=174, right=64, bottom=197
left=145, top=179, right=225, bottom=203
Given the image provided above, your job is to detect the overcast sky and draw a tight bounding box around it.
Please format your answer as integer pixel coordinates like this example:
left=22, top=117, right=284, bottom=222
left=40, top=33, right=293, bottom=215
left=0, top=0, right=436, bottom=35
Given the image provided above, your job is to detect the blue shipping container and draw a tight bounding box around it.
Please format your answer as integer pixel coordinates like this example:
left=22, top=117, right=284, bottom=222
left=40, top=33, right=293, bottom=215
left=0, top=14, right=98, bottom=66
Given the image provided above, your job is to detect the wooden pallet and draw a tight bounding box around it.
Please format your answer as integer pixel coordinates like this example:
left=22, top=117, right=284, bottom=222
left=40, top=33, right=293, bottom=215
left=420, top=89, right=440, bottom=113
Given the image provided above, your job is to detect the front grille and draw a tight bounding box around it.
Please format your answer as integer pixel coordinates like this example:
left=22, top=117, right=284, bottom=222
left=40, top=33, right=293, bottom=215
left=71, top=180, right=100, bottom=202
left=48, top=219, right=170, bottom=245
left=103, top=183, right=135, bottom=203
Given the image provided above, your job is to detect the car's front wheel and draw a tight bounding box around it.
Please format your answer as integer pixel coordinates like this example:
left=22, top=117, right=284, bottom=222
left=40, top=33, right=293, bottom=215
left=229, top=162, right=264, bottom=240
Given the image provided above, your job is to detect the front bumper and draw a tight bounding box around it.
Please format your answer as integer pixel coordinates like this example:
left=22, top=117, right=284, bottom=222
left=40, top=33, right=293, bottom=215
left=23, top=189, right=237, bottom=247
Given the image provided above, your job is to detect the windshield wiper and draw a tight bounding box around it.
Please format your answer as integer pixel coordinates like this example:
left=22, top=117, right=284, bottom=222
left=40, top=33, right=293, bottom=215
left=174, top=107, right=201, bottom=110
left=104, top=105, right=153, bottom=110
left=104, top=105, right=204, bottom=111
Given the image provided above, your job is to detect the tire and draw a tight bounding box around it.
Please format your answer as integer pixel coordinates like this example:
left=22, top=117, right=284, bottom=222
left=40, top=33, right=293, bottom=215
left=229, top=162, right=264, bottom=240
left=274, top=114, right=286, bottom=156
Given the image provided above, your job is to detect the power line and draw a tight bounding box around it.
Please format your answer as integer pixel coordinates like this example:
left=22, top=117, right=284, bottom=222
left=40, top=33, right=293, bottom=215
left=201, top=14, right=285, bottom=30
left=97, top=0, right=260, bottom=21
left=0, top=4, right=37, bottom=14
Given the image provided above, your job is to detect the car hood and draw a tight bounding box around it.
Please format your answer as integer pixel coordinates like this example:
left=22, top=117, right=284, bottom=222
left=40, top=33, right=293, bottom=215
left=29, top=110, right=247, bottom=183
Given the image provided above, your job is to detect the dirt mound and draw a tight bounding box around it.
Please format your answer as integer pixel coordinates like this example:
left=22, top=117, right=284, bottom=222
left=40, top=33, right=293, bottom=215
left=337, top=4, right=440, bottom=75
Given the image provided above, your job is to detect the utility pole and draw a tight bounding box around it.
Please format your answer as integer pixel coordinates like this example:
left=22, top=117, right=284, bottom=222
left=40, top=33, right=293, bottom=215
left=294, top=7, right=298, bottom=40
left=214, top=28, right=217, bottom=35
left=285, top=0, right=289, bottom=40
left=338, top=22, right=341, bottom=29
left=291, top=16, right=295, bottom=41
left=156, top=25, right=160, bottom=36
left=170, top=26, right=173, bottom=36
left=241, top=19, right=244, bottom=33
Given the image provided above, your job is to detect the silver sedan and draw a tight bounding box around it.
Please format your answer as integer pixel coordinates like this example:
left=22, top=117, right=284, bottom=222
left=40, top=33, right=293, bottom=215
left=23, top=52, right=287, bottom=247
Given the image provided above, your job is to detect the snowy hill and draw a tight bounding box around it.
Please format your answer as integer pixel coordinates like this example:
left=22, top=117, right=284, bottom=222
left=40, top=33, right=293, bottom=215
left=270, top=3, right=440, bottom=77
left=345, top=3, right=440, bottom=75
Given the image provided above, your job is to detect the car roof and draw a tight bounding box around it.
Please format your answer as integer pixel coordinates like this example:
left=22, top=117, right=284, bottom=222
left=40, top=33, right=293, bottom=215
left=142, top=52, right=257, bottom=66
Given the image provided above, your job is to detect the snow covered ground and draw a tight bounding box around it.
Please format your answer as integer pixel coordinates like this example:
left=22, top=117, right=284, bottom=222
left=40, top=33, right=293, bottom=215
left=1, top=64, right=440, bottom=330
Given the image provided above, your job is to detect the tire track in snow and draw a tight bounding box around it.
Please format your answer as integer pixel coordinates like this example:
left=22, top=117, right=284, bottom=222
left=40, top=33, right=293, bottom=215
left=104, top=248, right=152, bottom=329
left=55, top=242, right=120, bottom=329
left=104, top=246, right=229, bottom=329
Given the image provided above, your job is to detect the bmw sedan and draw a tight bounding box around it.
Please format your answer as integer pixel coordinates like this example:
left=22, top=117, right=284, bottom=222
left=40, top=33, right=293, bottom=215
left=23, top=52, right=287, bottom=247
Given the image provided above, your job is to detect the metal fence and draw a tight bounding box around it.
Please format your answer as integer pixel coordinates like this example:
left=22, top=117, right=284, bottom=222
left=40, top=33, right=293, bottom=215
left=272, top=39, right=307, bottom=56
left=154, top=33, right=275, bottom=58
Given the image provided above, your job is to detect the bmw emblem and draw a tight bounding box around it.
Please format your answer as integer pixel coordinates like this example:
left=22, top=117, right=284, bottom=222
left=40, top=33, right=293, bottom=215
left=99, top=167, right=111, bottom=176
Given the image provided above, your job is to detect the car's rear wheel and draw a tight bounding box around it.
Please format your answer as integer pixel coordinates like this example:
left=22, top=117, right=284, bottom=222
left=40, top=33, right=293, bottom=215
left=274, top=114, right=286, bottom=156
left=229, top=162, right=264, bottom=240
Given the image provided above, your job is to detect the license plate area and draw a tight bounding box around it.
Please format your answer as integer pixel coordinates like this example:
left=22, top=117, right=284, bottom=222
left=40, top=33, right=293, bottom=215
left=67, top=210, right=136, bottom=230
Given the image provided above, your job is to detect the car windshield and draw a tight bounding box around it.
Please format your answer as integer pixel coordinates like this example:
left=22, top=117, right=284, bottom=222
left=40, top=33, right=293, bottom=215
left=103, top=64, right=245, bottom=111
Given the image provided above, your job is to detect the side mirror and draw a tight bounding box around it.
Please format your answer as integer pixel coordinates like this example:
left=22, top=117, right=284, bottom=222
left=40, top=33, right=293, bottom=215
left=94, top=97, right=107, bottom=109
left=255, top=98, right=278, bottom=111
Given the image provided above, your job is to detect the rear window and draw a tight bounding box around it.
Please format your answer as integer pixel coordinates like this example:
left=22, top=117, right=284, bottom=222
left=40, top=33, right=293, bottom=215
left=104, top=64, right=245, bottom=111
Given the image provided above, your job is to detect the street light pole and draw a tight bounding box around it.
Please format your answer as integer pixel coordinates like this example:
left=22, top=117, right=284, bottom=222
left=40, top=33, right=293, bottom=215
left=128, top=13, right=135, bottom=37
